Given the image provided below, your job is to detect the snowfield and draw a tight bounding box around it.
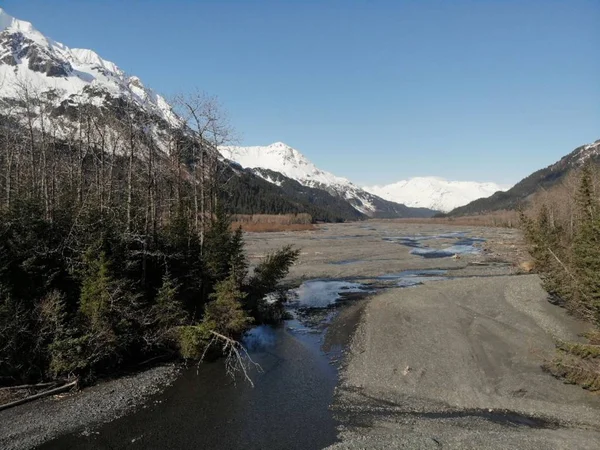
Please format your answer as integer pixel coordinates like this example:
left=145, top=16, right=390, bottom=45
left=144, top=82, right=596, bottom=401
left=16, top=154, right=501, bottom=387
left=364, top=177, right=510, bottom=213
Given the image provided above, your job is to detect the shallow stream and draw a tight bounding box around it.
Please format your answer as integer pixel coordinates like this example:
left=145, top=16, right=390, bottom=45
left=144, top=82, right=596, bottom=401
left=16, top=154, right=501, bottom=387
left=37, top=231, right=477, bottom=450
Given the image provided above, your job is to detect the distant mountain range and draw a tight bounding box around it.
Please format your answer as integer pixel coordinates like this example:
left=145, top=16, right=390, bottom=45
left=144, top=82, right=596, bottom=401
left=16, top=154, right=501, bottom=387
left=220, top=143, right=511, bottom=216
left=2, top=7, right=589, bottom=223
left=364, top=177, right=508, bottom=213
left=219, top=142, right=435, bottom=218
left=447, top=139, right=600, bottom=216
left=0, top=8, right=436, bottom=221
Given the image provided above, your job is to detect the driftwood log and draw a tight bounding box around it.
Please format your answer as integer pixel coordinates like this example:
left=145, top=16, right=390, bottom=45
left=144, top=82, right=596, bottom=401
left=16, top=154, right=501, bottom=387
left=0, top=380, right=78, bottom=412
left=0, top=381, right=58, bottom=391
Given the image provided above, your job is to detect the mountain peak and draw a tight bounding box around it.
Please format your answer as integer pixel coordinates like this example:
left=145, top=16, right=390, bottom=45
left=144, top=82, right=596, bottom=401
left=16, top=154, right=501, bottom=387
left=0, top=7, right=178, bottom=127
left=0, top=8, right=35, bottom=34
left=269, top=141, right=291, bottom=148
left=218, top=143, right=438, bottom=217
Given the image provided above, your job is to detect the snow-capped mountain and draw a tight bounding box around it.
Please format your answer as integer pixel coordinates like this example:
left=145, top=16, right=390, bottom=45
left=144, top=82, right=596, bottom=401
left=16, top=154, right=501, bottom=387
left=364, top=177, right=509, bottom=213
left=219, top=142, right=364, bottom=203
left=219, top=142, right=435, bottom=217
left=0, top=8, right=179, bottom=129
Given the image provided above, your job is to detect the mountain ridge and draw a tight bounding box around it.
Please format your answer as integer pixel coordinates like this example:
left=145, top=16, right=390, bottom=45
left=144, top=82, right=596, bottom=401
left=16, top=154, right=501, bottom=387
left=219, top=142, right=436, bottom=218
left=0, top=8, right=421, bottom=221
left=447, top=139, right=600, bottom=216
left=0, top=7, right=179, bottom=131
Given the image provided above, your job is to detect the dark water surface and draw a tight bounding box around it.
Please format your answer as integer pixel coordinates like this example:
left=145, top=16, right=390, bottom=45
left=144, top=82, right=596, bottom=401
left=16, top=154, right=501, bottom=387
left=37, top=281, right=372, bottom=450
left=39, top=325, right=339, bottom=450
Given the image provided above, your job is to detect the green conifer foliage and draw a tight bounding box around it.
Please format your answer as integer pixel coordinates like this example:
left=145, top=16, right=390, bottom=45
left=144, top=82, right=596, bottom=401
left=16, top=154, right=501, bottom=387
left=203, top=275, right=252, bottom=338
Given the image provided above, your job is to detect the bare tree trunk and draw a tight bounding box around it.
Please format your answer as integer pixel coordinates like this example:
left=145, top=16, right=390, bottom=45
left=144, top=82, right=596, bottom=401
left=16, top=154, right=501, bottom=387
left=4, top=141, right=13, bottom=210
left=38, top=98, right=50, bottom=220
left=78, top=114, right=84, bottom=206
left=25, top=92, right=37, bottom=199
left=199, top=145, right=205, bottom=252
left=173, top=92, right=235, bottom=253
left=127, top=124, right=135, bottom=233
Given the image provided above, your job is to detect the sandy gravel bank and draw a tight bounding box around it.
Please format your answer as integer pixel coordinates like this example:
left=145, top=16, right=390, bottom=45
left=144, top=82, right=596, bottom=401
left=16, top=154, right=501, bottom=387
left=0, top=365, right=179, bottom=450
left=329, top=275, right=600, bottom=449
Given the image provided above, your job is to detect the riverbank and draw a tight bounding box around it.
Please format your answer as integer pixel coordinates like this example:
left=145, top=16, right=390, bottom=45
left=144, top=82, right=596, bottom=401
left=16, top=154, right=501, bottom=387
left=0, top=365, right=179, bottom=450
left=328, top=275, right=600, bottom=449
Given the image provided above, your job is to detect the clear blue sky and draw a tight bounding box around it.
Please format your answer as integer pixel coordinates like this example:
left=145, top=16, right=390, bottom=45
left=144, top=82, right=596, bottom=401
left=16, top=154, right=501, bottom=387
left=2, top=0, right=599, bottom=186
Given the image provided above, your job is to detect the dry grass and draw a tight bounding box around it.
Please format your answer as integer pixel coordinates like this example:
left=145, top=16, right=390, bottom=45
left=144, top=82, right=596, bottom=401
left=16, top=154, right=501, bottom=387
left=556, top=341, right=600, bottom=359
left=232, top=214, right=315, bottom=233
left=231, top=213, right=316, bottom=232
left=232, top=213, right=312, bottom=225
left=586, top=331, right=600, bottom=345
left=543, top=338, right=600, bottom=391
left=544, top=352, right=600, bottom=391
left=232, top=222, right=316, bottom=233
left=391, top=210, right=520, bottom=228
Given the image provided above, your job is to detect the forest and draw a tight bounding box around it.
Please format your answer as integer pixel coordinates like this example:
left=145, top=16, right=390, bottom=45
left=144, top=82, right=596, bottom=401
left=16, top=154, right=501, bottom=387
left=521, top=164, right=600, bottom=391
left=0, top=85, right=299, bottom=387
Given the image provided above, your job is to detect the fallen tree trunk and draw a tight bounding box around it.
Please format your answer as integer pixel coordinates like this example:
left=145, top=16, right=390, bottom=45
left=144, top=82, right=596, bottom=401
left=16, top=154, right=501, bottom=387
left=0, top=380, right=78, bottom=412
left=0, top=381, right=58, bottom=391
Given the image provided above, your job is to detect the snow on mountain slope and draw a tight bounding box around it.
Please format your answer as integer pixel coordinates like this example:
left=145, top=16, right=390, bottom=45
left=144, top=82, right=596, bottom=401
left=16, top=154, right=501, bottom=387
left=0, top=8, right=179, bottom=128
left=219, top=142, right=353, bottom=190
left=219, top=142, right=379, bottom=214
left=364, top=177, right=509, bottom=213
left=219, top=142, right=435, bottom=217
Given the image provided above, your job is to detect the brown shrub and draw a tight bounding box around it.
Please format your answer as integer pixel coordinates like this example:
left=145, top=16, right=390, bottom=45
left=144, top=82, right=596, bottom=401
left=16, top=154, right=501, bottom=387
left=231, top=213, right=312, bottom=225
left=543, top=351, right=600, bottom=391
left=232, top=222, right=316, bottom=233
left=230, top=214, right=315, bottom=232
left=390, top=210, right=520, bottom=228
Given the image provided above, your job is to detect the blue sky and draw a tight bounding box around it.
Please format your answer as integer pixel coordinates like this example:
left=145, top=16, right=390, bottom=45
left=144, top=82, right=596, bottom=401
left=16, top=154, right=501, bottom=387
left=2, top=0, right=599, bottom=186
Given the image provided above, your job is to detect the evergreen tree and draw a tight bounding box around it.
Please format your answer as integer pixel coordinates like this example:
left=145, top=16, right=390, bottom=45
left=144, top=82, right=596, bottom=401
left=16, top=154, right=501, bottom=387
left=204, top=205, right=234, bottom=282
left=228, top=226, right=248, bottom=287
left=572, top=165, right=600, bottom=321
left=203, top=275, right=252, bottom=338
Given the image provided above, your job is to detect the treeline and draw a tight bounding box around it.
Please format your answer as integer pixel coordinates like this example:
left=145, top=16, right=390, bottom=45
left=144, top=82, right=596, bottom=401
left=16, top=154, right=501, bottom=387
left=223, top=167, right=364, bottom=222
left=521, top=164, right=600, bottom=390
left=0, top=86, right=298, bottom=386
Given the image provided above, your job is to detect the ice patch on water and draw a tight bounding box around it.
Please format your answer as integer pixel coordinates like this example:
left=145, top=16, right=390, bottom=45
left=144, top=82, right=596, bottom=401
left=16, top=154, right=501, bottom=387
left=410, top=248, right=455, bottom=258
left=290, top=280, right=365, bottom=308
left=385, top=231, right=486, bottom=259
left=379, top=269, right=448, bottom=279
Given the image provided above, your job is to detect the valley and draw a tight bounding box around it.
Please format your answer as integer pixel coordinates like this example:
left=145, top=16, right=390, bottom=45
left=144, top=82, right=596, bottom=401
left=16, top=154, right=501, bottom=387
left=3, top=222, right=599, bottom=449
left=0, top=4, right=598, bottom=450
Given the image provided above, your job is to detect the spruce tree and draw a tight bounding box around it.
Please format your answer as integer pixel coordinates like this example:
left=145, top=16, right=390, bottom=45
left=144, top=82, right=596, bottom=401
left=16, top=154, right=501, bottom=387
left=203, top=275, right=252, bottom=338
left=572, top=164, right=600, bottom=322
